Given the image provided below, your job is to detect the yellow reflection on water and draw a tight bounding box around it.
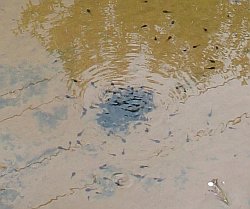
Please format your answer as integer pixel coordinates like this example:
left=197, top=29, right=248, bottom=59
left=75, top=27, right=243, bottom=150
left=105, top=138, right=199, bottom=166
left=16, top=0, right=249, bottom=89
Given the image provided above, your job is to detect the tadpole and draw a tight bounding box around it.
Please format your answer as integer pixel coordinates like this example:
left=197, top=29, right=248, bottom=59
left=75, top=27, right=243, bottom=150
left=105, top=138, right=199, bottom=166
left=132, top=174, right=145, bottom=179
left=163, top=10, right=171, bottom=13
left=193, top=44, right=200, bottom=48
left=206, top=66, right=216, bottom=69
left=193, top=44, right=200, bottom=49
left=71, top=172, right=76, bottom=178
left=99, top=164, right=108, bottom=169
left=153, top=177, right=165, bottom=182
left=150, top=139, right=160, bottom=143
left=76, top=140, right=82, bottom=145
left=77, top=131, right=83, bottom=137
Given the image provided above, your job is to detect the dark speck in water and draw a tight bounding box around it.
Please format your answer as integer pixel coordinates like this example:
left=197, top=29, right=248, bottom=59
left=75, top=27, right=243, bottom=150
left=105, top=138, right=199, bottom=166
left=86, top=9, right=91, bottom=13
left=141, top=24, right=147, bottom=28
left=140, top=165, right=149, bottom=168
left=203, top=28, right=208, bottom=32
left=154, top=36, right=157, bottom=41
left=171, top=20, right=175, bottom=24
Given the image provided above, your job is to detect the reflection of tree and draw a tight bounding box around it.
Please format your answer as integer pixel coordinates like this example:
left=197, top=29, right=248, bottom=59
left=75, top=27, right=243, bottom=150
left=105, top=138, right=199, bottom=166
left=16, top=0, right=249, bottom=88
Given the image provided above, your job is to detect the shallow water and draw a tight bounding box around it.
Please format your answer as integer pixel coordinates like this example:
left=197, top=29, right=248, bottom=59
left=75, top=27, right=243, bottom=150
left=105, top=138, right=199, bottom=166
left=0, top=0, right=249, bottom=209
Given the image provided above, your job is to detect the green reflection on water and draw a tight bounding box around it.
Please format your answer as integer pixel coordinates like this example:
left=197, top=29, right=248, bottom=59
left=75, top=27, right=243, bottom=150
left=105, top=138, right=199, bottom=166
left=16, top=0, right=249, bottom=87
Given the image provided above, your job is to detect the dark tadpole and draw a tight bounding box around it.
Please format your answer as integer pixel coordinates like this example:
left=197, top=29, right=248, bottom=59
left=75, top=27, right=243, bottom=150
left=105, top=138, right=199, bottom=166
left=193, top=44, right=200, bottom=48
left=86, top=188, right=96, bottom=192
left=167, top=36, right=172, bottom=41
left=58, top=146, right=69, bottom=151
left=153, top=177, right=165, bottom=182
left=203, top=28, right=208, bottom=32
left=150, top=139, right=161, bottom=143
left=141, top=24, right=148, bottom=28
left=77, top=130, right=84, bottom=137
left=171, top=20, right=175, bottom=25
left=208, top=109, right=212, bottom=117
left=132, top=174, right=145, bottom=179
left=65, top=95, right=74, bottom=99
left=76, top=140, right=82, bottom=146
left=163, top=10, right=171, bottom=13
left=87, top=9, right=91, bottom=13
left=154, top=36, right=157, bottom=41
left=209, top=59, right=216, bottom=63
left=206, top=66, right=216, bottom=69
left=140, top=165, right=149, bottom=168
left=99, top=164, right=108, bottom=170
left=90, top=81, right=97, bottom=88
left=71, top=172, right=76, bottom=178
left=121, top=138, right=126, bottom=143
left=81, top=107, right=87, bottom=118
